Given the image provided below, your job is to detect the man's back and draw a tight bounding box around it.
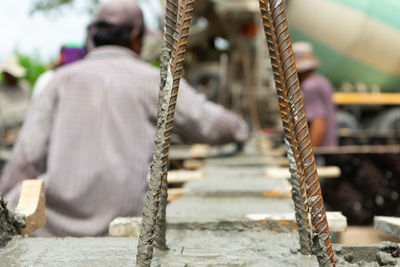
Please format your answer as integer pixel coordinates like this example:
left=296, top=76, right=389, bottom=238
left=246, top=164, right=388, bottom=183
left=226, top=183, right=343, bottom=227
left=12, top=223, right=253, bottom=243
left=0, top=46, right=248, bottom=236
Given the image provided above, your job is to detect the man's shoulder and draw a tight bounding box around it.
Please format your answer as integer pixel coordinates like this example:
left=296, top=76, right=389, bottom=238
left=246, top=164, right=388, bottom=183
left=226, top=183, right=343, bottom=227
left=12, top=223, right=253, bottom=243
left=55, top=54, right=160, bottom=81
left=52, top=60, right=91, bottom=79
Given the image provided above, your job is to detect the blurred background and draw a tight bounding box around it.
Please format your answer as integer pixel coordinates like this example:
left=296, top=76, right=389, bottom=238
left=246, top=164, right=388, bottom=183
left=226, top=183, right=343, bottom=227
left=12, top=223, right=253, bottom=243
left=1, top=0, right=400, bottom=243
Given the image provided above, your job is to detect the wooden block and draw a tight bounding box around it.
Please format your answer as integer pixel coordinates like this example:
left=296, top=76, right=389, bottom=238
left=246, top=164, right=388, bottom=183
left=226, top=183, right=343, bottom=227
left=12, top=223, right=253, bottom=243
left=169, top=144, right=211, bottom=160
left=183, top=159, right=205, bottom=170
left=167, top=188, right=187, bottom=202
left=189, top=144, right=211, bottom=158
left=262, top=190, right=291, bottom=198
left=109, top=217, right=142, bottom=237
left=374, top=216, right=400, bottom=238
left=167, top=170, right=204, bottom=184
left=265, top=166, right=341, bottom=179
left=246, top=211, right=347, bottom=232
left=15, top=179, right=46, bottom=235
left=146, top=170, right=204, bottom=184
left=340, top=226, right=400, bottom=244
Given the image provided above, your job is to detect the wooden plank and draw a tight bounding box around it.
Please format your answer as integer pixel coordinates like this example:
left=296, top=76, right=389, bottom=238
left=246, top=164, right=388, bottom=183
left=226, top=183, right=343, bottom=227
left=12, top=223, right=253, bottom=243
left=264, top=166, right=341, bottom=179
left=333, top=92, right=400, bottom=105
left=147, top=170, right=204, bottom=184
left=246, top=212, right=347, bottom=232
left=167, top=188, right=187, bottom=202
left=169, top=144, right=211, bottom=160
left=183, top=159, right=205, bottom=170
left=15, top=179, right=46, bottom=235
left=339, top=226, right=400, bottom=244
left=167, top=170, right=204, bottom=184
left=262, top=190, right=291, bottom=198
left=374, top=216, right=400, bottom=238
left=189, top=144, right=211, bottom=158
left=109, top=217, right=142, bottom=237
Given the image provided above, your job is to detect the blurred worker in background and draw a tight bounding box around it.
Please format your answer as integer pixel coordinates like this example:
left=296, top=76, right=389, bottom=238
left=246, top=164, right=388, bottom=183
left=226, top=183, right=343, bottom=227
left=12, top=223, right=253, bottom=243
left=0, top=55, right=30, bottom=144
left=293, top=42, right=338, bottom=147
left=0, top=0, right=248, bottom=237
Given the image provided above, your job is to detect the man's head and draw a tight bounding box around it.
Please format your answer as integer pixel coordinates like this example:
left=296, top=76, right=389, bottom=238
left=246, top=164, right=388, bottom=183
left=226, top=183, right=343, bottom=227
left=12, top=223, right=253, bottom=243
left=88, top=0, right=145, bottom=54
left=293, top=42, right=319, bottom=81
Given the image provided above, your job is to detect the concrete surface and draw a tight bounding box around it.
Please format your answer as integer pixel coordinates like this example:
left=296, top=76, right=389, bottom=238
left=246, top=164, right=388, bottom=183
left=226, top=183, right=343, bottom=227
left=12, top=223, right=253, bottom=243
left=0, top=230, right=319, bottom=267
left=2, top=146, right=399, bottom=266
left=2, top=232, right=399, bottom=266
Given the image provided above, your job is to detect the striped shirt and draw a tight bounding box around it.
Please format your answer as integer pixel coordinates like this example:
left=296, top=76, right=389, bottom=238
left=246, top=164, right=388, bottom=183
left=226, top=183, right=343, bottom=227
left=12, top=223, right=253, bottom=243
left=0, top=46, right=248, bottom=237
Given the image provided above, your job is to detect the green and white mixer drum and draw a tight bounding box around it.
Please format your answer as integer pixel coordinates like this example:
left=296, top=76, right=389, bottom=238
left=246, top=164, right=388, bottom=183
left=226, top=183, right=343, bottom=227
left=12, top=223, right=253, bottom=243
left=287, top=0, right=400, bottom=92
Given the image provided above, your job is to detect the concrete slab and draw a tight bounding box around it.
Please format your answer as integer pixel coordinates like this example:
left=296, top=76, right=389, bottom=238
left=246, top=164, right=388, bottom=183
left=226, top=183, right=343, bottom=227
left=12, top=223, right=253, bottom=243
left=0, top=229, right=319, bottom=267
left=205, top=155, right=289, bottom=167
left=246, top=212, right=348, bottom=233
left=3, top=232, right=398, bottom=266
left=167, top=194, right=294, bottom=224
left=185, top=166, right=290, bottom=196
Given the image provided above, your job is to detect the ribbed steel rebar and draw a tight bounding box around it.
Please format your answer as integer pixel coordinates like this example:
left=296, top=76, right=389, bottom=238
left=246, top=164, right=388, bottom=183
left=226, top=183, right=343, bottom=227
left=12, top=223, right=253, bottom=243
left=258, top=0, right=312, bottom=255
left=267, top=0, right=335, bottom=265
left=136, top=0, right=195, bottom=266
left=154, top=0, right=178, bottom=250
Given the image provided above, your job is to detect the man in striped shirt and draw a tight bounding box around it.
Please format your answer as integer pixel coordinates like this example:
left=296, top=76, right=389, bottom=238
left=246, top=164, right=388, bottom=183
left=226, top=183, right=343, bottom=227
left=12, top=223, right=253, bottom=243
left=0, top=0, right=248, bottom=236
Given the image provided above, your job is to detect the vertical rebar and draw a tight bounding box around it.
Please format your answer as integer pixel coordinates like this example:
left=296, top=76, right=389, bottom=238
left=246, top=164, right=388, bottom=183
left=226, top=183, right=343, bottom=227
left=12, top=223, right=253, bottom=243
left=154, top=0, right=178, bottom=251
left=136, top=0, right=195, bottom=266
left=258, top=0, right=312, bottom=255
left=266, top=0, right=335, bottom=265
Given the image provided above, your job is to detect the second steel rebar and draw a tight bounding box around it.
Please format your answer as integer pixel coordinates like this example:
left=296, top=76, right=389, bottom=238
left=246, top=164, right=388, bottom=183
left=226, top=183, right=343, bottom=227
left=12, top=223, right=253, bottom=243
left=267, top=0, right=335, bottom=265
left=258, top=0, right=312, bottom=255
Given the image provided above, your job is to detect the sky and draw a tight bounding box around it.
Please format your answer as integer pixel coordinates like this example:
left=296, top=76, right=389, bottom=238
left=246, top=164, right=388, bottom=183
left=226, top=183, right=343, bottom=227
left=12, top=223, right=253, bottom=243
left=0, top=0, right=92, bottom=62
left=0, top=0, right=163, bottom=63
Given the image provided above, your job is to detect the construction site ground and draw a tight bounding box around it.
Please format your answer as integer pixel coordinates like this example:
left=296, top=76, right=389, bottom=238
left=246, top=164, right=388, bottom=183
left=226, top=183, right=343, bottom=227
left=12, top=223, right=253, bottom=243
left=1, top=141, right=399, bottom=266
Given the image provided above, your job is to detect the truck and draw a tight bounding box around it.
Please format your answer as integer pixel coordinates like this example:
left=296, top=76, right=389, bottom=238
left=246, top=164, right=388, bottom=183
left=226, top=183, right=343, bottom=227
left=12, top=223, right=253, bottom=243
left=287, top=0, right=400, bottom=141
left=186, top=0, right=400, bottom=140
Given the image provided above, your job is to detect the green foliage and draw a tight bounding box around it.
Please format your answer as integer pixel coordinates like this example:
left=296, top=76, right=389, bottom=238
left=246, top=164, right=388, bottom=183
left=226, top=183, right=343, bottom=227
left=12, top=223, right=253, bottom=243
left=30, top=0, right=101, bottom=14
left=16, top=53, right=48, bottom=91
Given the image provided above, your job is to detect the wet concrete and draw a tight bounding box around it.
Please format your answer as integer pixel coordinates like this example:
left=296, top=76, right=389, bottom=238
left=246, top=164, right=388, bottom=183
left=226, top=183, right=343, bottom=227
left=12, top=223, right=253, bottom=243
left=0, top=229, right=318, bottom=267
left=184, top=166, right=287, bottom=195
left=167, top=163, right=294, bottom=226
left=2, top=147, right=400, bottom=266
left=2, top=231, right=398, bottom=266
left=0, top=196, right=24, bottom=248
left=167, top=194, right=293, bottom=224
